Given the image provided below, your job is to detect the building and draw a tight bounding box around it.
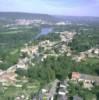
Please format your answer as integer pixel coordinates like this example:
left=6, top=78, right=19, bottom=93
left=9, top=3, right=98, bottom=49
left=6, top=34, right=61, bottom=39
left=56, top=22, right=66, bottom=25
left=56, top=81, right=69, bottom=100
left=21, top=46, right=38, bottom=56
left=71, top=72, right=80, bottom=80
left=71, top=72, right=99, bottom=86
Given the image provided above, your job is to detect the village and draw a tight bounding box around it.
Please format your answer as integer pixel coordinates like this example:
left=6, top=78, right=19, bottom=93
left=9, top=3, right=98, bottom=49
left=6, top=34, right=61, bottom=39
left=0, top=30, right=99, bottom=100
left=33, top=72, right=99, bottom=100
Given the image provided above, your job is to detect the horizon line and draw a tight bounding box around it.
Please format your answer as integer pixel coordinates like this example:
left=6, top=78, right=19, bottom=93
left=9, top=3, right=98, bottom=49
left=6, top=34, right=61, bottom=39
left=0, top=11, right=99, bottom=18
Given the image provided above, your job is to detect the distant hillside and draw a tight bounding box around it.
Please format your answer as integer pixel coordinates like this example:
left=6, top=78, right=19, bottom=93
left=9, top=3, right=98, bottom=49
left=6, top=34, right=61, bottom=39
left=55, top=15, right=99, bottom=24
left=0, top=12, right=60, bottom=22
left=0, top=12, right=99, bottom=25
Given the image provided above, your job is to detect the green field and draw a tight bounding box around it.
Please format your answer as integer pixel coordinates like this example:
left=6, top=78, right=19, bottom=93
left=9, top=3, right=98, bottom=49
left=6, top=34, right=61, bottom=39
left=0, top=80, right=40, bottom=100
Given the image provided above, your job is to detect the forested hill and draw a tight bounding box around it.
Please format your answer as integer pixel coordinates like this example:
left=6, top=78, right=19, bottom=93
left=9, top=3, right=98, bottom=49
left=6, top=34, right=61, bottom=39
left=1, top=12, right=99, bottom=24
left=0, top=12, right=60, bottom=22
left=0, top=12, right=99, bottom=26
left=55, top=15, right=99, bottom=25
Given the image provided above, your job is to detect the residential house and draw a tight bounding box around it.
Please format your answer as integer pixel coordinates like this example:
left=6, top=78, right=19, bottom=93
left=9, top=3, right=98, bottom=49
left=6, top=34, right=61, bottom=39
left=71, top=72, right=99, bottom=86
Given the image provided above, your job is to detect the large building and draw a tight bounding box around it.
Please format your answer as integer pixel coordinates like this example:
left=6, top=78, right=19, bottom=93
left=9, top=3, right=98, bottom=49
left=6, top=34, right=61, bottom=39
left=71, top=72, right=99, bottom=86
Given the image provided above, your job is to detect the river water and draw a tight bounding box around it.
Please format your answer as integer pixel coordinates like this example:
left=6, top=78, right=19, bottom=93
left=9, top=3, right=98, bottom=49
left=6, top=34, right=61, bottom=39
left=34, top=27, right=53, bottom=39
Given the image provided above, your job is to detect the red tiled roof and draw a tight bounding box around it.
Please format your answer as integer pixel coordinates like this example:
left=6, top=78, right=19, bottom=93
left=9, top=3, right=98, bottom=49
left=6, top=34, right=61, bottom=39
left=72, top=72, right=80, bottom=79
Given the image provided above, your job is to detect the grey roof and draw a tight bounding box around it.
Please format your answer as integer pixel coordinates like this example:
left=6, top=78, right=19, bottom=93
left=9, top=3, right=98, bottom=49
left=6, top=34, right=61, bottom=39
left=57, top=94, right=68, bottom=100
left=58, top=87, right=66, bottom=93
left=80, top=74, right=99, bottom=83
left=73, top=95, right=83, bottom=100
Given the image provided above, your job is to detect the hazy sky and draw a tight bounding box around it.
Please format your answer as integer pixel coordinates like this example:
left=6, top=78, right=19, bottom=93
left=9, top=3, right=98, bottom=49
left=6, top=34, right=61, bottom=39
left=0, top=0, right=99, bottom=16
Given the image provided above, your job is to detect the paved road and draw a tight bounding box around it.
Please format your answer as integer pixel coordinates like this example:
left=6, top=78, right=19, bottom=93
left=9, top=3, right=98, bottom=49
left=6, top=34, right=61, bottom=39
left=48, top=79, right=59, bottom=100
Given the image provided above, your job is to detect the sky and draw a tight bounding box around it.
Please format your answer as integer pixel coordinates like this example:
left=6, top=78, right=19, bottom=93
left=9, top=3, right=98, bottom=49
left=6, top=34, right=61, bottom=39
left=0, top=0, right=99, bottom=16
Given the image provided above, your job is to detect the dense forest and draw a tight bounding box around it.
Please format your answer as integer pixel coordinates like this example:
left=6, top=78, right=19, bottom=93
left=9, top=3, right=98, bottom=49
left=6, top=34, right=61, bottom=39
left=0, top=12, right=59, bottom=23
left=16, top=55, right=99, bottom=84
left=69, top=27, right=99, bottom=52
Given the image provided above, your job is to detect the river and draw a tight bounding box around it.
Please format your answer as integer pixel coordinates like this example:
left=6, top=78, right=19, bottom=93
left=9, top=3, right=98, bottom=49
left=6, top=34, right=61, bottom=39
left=34, top=27, right=53, bottom=39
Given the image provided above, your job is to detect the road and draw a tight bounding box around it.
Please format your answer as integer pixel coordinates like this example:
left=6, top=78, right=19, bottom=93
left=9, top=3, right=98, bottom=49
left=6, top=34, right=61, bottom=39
left=48, top=79, right=59, bottom=100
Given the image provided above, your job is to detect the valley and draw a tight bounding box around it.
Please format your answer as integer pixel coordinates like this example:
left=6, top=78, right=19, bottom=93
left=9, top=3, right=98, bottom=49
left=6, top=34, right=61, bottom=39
left=0, top=12, right=99, bottom=100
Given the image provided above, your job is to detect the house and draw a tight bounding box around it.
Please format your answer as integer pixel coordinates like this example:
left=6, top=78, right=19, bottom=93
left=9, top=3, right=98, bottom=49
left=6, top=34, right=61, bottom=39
left=21, top=46, right=38, bottom=56
left=86, top=48, right=99, bottom=57
left=94, top=48, right=99, bottom=55
left=57, top=87, right=68, bottom=100
left=72, top=53, right=86, bottom=62
left=15, top=94, right=29, bottom=100
left=56, top=81, right=69, bottom=100
left=71, top=72, right=80, bottom=80
left=16, top=57, right=30, bottom=69
left=17, top=63, right=27, bottom=69
left=41, top=89, right=47, bottom=93
left=58, top=88, right=66, bottom=96
left=16, top=59, right=27, bottom=69
left=71, top=72, right=99, bottom=86
left=60, top=31, right=76, bottom=43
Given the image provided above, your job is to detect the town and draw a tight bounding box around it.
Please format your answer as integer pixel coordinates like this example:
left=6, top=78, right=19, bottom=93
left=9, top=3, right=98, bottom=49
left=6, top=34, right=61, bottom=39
left=0, top=10, right=99, bottom=100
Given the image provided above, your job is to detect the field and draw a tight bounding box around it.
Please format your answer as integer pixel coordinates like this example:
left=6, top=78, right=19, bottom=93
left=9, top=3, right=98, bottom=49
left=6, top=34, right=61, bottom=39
left=0, top=80, right=40, bottom=100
